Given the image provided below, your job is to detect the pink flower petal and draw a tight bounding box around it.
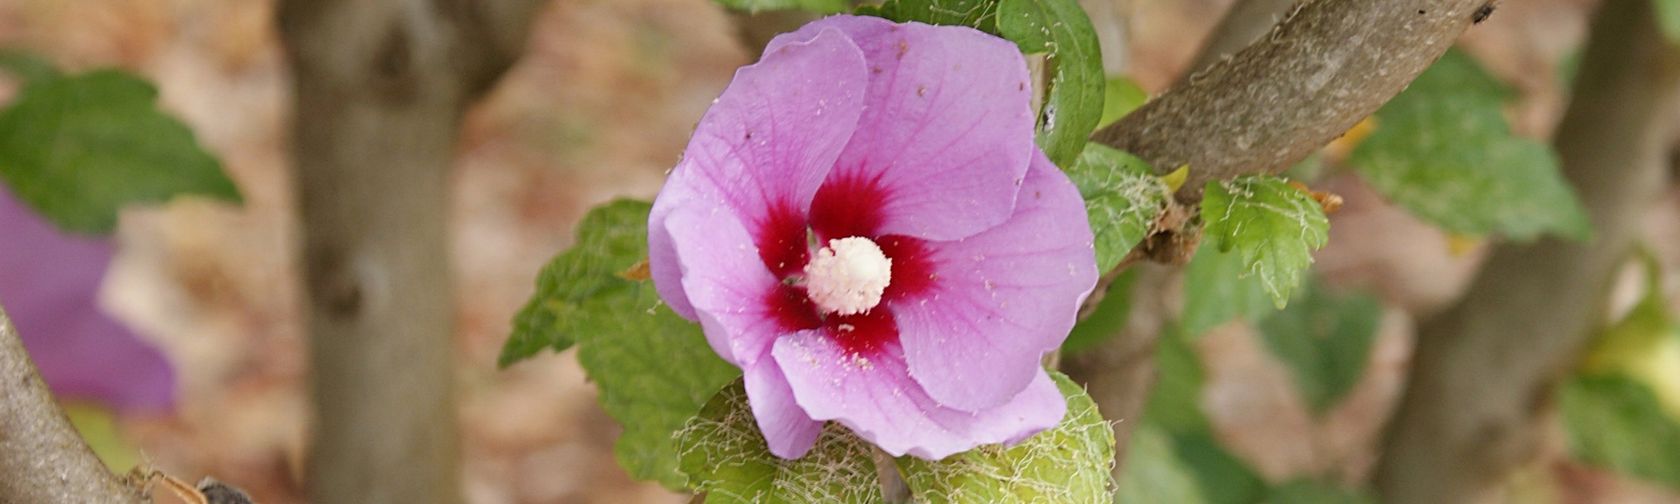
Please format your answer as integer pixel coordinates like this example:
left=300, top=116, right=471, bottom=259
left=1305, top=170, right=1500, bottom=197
left=787, top=16, right=1036, bottom=241
left=744, top=359, right=824, bottom=459
left=664, top=202, right=791, bottom=367
left=889, top=152, right=1097, bottom=410
left=650, top=27, right=869, bottom=318
left=0, top=189, right=175, bottom=413
left=772, top=328, right=1066, bottom=460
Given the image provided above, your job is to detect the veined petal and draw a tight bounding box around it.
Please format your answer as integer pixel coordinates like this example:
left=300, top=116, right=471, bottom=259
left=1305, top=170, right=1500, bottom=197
left=666, top=202, right=811, bottom=367
left=791, top=16, right=1036, bottom=241
left=889, top=152, right=1097, bottom=410
left=744, top=359, right=824, bottom=459
left=772, top=329, right=1066, bottom=460
left=650, top=27, right=869, bottom=317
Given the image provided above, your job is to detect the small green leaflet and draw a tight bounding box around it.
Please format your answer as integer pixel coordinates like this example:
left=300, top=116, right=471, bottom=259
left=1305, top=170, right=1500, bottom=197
left=1350, top=50, right=1589, bottom=242
left=1257, top=279, right=1383, bottom=413
left=897, top=371, right=1116, bottom=503
left=875, top=0, right=1000, bottom=31
left=1099, top=76, right=1146, bottom=128
left=712, top=0, right=848, bottom=13
left=0, top=59, right=240, bottom=235
left=676, top=380, right=883, bottom=503
left=1560, top=374, right=1680, bottom=490
left=501, top=200, right=653, bottom=365
left=1115, top=425, right=1209, bottom=504
left=502, top=200, right=741, bottom=489
left=1064, top=144, right=1169, bottom=272
left=996, top=0, right=1104, bottom=168
left=1180, top=243, right=1276, bottom=339
left=1200, top=175, right=1330, bottom=308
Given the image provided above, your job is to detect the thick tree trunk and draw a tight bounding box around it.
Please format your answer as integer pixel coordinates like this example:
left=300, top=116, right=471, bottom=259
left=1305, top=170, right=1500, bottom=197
left=1374, top=0, right=1680, bottom=501
left=0, top=306, right=142, bottom=504
left=276, top=1, right=542, bottom=502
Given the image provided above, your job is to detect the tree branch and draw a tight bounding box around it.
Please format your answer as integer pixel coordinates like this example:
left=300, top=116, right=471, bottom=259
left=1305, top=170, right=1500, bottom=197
left=1373, top=0, right=1680, bottom=501
left=1067, top=0, right=1486, bottom=479
left=1090, top=0, right=1485, bottom=202
left=276, top=1, right=543, bottom=502
left=0, top=305, right=143, bottom=503
left=1184, top=0, right=1296, bottom=74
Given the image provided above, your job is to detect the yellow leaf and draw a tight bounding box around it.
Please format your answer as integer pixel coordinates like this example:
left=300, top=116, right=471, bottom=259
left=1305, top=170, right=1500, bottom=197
left=1160, top=165, right=1190, bottom=193
left=1445, top=233, right=1483, bottom=257
left=1325, top=117, right=1378, bottom=161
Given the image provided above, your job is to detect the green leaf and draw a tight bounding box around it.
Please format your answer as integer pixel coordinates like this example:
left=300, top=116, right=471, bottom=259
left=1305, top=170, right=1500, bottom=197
left=711, top=0, right=848, bottom=13
left=1583, top=253, right=1678, bottom=370
left=1257, top=279, right=1383, bottom=413
left=1064, top=144, right=1169, bottom=272
left=1099, top=76, right=1146, bottom=128
left=1142, top=323, right=1209, bottom=434
left=0, top=51, right=61, bottom=84
left=1260, top=481, right=1376, bottom=504
left=1180, top=239, right=1279, bottom=339
left=997, top=0, right=1104, bottom=168
left=578, top=283, right=742, bottom=488
left=1135, top=325, right=1269, bottom=504
left=0, top=68, right=240, bottom=234
left=1200, top=175, right=1329, bottom=308
left=1580, top=254, right=1680, bottom=418
left=1061, top=268, right=1137, bottom=354
left=1116, top=425, right=1210, bottom=504
left=1350, top=50, right=1589, bottom=242
left=875, top=0, right=999, bottom=31
left=898, top=371, right=1116, bottom=503
left=676, top=380, right=883, bottom=503
left=1170, top=431, right=1267, bottom=504
left=64, top=402, right=142, bottom=472
left=505, top=200, right=742, bottom=488
left=1658, top=0, right=1680, bottom=44
left=1559, top=374, right=1680, bottom=490
left=501, top=200, right=653, bottom=366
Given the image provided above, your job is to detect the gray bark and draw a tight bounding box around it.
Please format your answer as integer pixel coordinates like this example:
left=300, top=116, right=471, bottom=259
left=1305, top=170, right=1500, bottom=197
left=0, top=306, right=143, bottom=504
left=1090, top=0, right=1487, bottom=202
left=276, top=1, right=544, bottom=502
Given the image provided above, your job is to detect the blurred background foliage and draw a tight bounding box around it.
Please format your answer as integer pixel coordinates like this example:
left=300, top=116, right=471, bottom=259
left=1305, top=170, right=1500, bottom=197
left=0, top=0, right=1678, bottom=502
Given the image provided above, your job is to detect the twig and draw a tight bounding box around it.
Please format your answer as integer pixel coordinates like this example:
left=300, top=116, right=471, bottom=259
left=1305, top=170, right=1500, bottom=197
left=1090, top=0, right=1486, bottom=202
left=0, top=305, right=143, bottom=503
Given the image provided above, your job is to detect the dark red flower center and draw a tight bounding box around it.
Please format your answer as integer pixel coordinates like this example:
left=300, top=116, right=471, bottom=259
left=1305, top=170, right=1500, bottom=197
left=751, top=168, right=936, bottom=355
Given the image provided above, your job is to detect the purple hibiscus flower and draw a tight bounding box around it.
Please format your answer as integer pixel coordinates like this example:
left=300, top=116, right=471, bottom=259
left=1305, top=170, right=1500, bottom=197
left=0, top=188, right=175, bottom=413
left=649, top=15, right=1097, bottom=460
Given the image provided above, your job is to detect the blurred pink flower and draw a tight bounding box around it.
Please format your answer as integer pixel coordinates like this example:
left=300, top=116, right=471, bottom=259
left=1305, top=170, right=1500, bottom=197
left=0, top=188, right=175, bottom=413
left=650, top=16, right=1096, bottom=460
